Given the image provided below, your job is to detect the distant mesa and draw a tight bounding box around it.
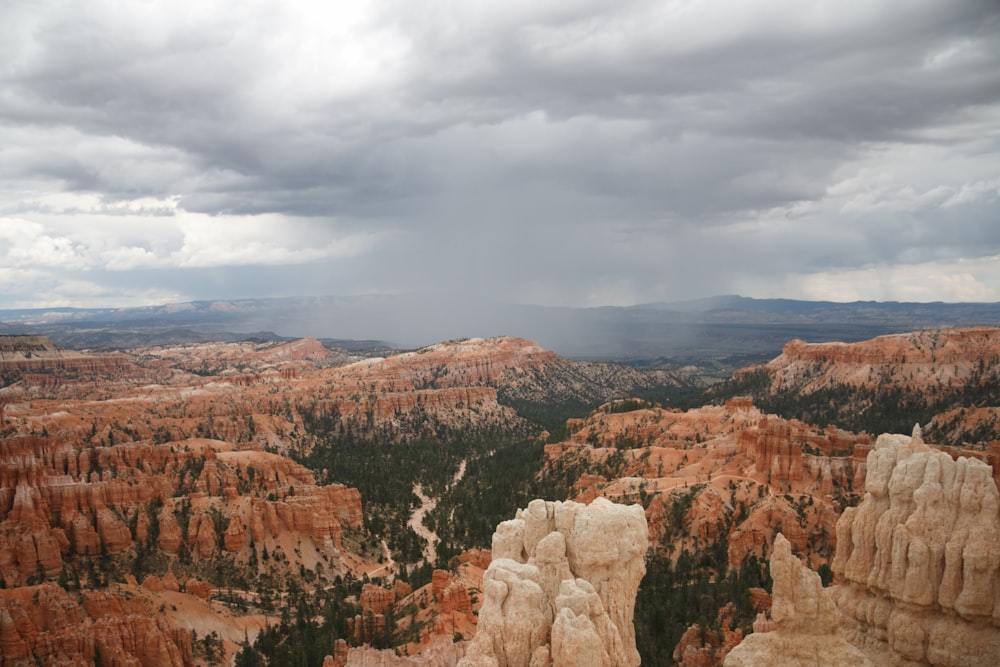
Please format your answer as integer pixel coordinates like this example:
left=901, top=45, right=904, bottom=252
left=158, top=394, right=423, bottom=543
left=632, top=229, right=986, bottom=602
left=0, top=334, right=125, bottom=371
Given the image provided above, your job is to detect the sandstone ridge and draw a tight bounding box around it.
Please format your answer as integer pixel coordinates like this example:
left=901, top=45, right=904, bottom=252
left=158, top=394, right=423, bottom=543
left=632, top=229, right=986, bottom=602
left=743, top=327, right=1000, bottom=448
left=458, top=497, right=648, bottom=667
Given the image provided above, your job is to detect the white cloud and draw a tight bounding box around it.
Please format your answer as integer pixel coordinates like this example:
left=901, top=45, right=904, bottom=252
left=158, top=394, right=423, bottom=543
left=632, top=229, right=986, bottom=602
left=0, top=265, right=182, bottom=309
left=753, top=257, right=1000, bottom=303
left=942, top=178, right=1000, bottom=208
left=0, top=214, right=383, bottom=273
left=171, top=216, right=383, bottom=268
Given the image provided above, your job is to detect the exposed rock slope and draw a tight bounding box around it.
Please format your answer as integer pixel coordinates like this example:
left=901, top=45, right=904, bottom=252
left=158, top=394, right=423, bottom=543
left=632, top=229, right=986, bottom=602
left=458, top=498, right=648, bottom=667
left=832, top=427, right=1000, bottom=666
left=713, top=327, right=1000, bottom=447
left=0, top=582, right=195, bottom=667
left=0, top=334, right=131, bottom=389
left=543, top=399, right=869, bottom=568
left=0, top=434, right=362, bottom=586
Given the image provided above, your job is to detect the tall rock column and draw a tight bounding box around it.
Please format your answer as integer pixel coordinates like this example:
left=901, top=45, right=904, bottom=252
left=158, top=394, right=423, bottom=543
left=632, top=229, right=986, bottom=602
left=457, top=497, right=647, bottom=667
left=723, top=533, right=872, bottom=667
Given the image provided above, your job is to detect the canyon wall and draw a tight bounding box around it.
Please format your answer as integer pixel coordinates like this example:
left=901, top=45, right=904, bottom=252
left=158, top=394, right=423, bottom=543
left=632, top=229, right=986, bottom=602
left=0, top=434, right=362, bottom=586
left=735, top=327, right=1000, bottom=451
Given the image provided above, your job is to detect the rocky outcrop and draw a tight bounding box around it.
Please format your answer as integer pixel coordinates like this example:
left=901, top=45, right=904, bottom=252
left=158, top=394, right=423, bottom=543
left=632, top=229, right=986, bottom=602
left=0, top=335, right=131, bottom=379
left=542, top=401, right=864, bottom=576
left=343, top=634, right=468, bottom=666
left=739, top=416, right=868, bottom=494
left=770, top=329, right=1000, bottom=376
left=458, top=497, right=648, bottom=667
left=723, top=534, right=872, bottom=667
left=388, top=551, right=489, bottom=658
left=673, top=604, right=744, bottom=667
left=0, top=583, right=194, bottom=667
left=361, top=583, right=396, bottom=615
left=740, top=327, right=1000, bottom=447
left=0, top=431, right=364, bottom=585
left=832, top=427, right=1000, bottom=666
left=184, top=577, right=212, bottom=600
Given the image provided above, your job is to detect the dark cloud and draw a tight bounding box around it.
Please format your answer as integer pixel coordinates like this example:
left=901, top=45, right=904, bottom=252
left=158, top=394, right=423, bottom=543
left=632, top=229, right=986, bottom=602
left=0, top=0, right=998, bottom=315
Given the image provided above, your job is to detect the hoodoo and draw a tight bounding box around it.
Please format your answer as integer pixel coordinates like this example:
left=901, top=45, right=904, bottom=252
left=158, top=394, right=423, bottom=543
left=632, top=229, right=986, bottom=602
left=458, top=497, right=648, bottom=667
left=723, top=533, right=872, bottom=666
left=725, top=425, right=1000, bottom=666
left=832, top=426, right=1000, bottom=666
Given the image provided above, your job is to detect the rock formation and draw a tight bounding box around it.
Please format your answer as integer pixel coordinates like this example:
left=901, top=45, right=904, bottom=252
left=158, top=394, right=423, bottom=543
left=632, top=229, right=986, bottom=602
left=832, top=426, right=1000, bottom=666
left=0, top=335, right=131, bottom=381
left=458, top=497, right=648, bottom=667
left=723, top=534, right=873, bottom=667
left=361, top=583, right=397, bottom=615
left=742, top=327, right=1000, bottom=449
left=542, top=400, right=866, bottom=571
left=0, top=433, right=363, bottom=586
left=0, top=582, right=194, bottom=666
left=341, top=634, right=468, bottom=666
left=388, top=551, right=489, bottom=658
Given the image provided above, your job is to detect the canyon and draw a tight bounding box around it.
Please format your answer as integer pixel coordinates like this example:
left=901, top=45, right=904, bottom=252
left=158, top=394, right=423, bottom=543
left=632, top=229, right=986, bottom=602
left=0, top=327, right=997, bottom=665
left=0, top=333, right=687, bottom=665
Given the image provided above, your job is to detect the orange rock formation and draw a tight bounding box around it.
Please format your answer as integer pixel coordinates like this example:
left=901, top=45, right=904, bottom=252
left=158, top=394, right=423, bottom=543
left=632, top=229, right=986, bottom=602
left=543, top=400, right=869, bottom=570
left=0, top=583, right=194, bottom=667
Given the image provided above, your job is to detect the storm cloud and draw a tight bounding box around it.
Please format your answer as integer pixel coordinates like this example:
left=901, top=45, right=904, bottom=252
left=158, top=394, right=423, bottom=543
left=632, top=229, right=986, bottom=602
left=1, top=0, right=998, bottom=313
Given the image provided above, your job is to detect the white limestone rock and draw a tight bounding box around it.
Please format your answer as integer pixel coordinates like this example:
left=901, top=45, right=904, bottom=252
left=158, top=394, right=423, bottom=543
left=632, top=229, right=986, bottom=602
left=831, top=428, right=1000, bottom=666
left=458, top=498, right=647, bottom=667
left=724, top=534, right=872, bottom=667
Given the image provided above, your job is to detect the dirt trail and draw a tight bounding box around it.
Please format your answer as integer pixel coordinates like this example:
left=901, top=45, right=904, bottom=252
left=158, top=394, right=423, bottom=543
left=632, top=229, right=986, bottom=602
left=408, top=459, right=466, bottom=566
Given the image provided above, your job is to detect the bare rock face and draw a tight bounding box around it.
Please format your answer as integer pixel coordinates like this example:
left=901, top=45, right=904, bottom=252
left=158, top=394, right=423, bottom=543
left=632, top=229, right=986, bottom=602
left=361, top=583, right=396, bottom=615
left=0, top=583, right=193, bottom=667
left=184, top=577, right=211, bottom=600
left=458, top=497, right=647, bottom=667
left=724, top=534, right=872, bottom=667
left=831, top=427, right=1000, bottom=666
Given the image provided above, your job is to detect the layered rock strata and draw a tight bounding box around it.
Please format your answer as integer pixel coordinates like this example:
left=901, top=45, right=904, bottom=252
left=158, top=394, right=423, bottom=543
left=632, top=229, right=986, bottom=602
left=0, top=582, right=194, bottom=667
left=832, top=427, right=1000, bottom=666
left=458, top=497, right=648, bottom=667
left=723, top=533, right=872, bottom=666
left=542, top=400, right=867, bottom=571
left=0, top=434, right=362, bottom=586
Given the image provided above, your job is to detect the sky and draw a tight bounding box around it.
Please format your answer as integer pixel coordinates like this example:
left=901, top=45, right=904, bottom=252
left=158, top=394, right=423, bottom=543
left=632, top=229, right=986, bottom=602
left=1, top=0, right=999, bottom=311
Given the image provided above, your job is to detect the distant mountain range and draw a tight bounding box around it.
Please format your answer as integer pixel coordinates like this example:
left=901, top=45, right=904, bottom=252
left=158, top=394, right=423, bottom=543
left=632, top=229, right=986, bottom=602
left=2, top=295, right=999, bottom=371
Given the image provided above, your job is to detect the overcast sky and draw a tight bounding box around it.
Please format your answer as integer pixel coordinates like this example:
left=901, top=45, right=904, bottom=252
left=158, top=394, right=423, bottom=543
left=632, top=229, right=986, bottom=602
left=2, top=0, right=999, bottom=311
